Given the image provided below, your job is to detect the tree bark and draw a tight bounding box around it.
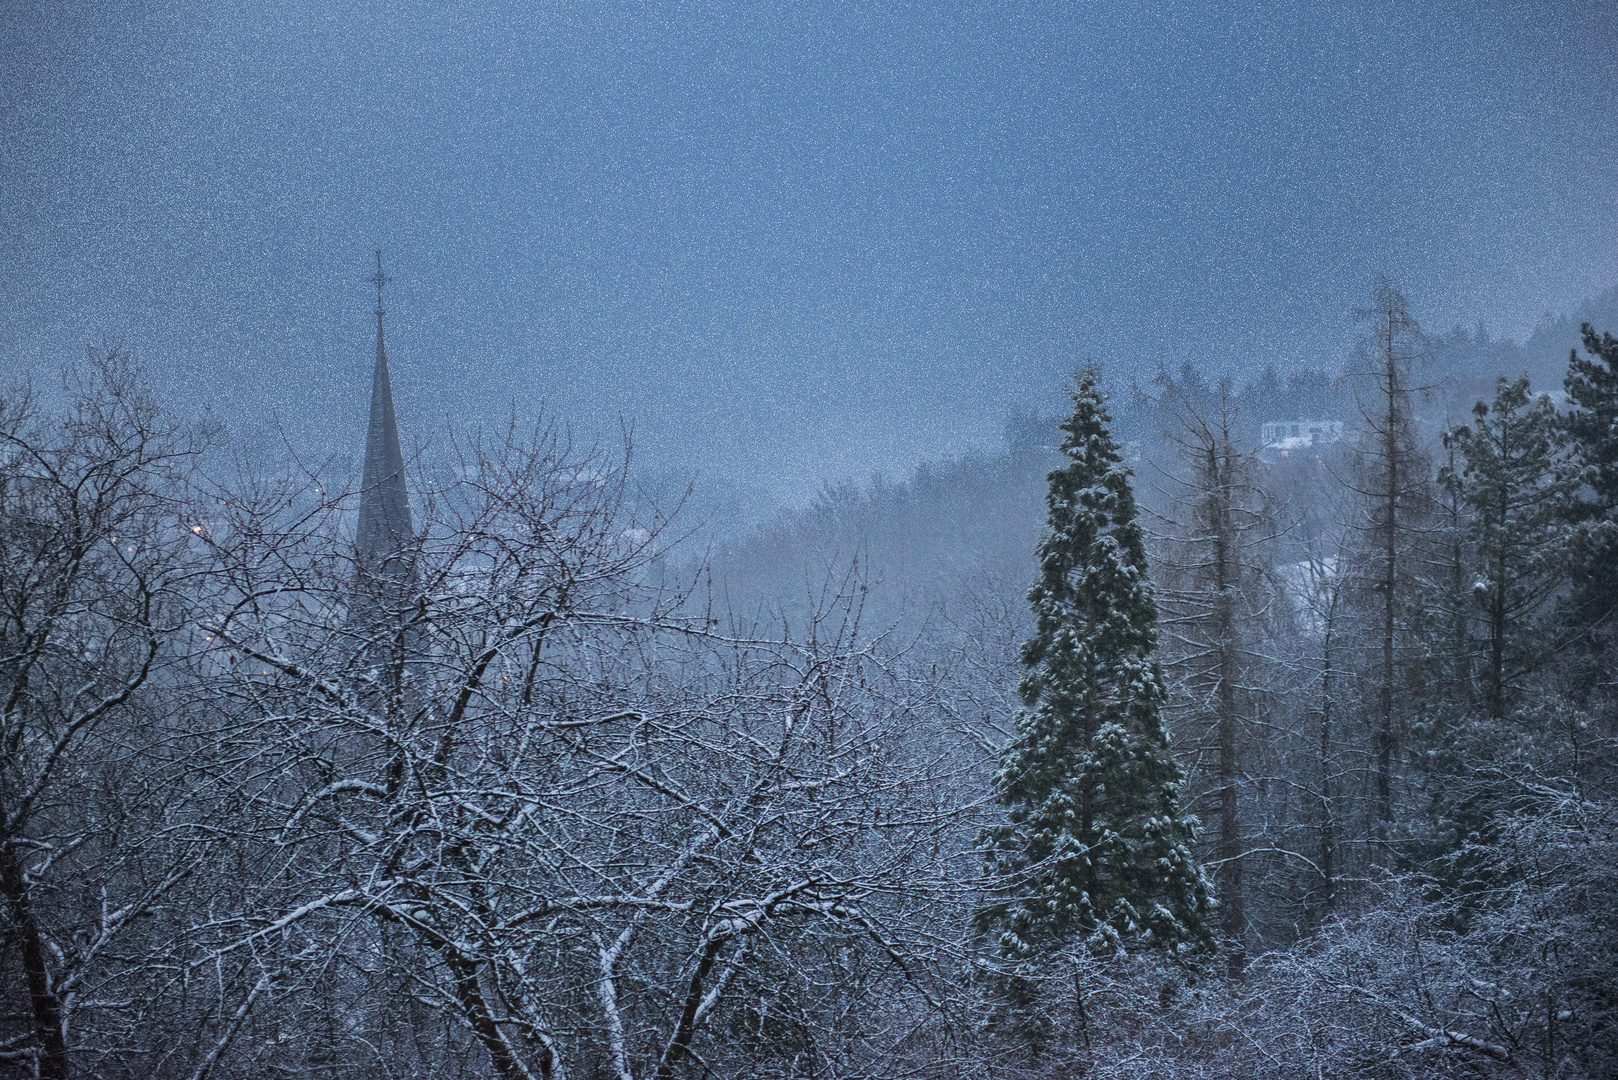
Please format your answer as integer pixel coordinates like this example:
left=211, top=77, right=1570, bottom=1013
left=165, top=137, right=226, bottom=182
left=0, top=843, right=67, bottom=1079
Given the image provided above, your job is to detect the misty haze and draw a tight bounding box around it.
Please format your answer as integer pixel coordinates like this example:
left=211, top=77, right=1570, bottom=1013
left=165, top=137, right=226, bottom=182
left=3, top=3, right=1617, bottom=1078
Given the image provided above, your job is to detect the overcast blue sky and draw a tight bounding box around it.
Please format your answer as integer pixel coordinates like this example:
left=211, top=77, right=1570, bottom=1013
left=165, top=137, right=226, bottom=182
left=4, top=1, right=1616, bottom=502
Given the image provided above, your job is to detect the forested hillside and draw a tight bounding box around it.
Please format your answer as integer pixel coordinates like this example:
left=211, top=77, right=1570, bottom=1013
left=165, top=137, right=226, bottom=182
left=698, top=283, right=1618, bottom=1076
left=3, top=283, right=1615, bottom=1078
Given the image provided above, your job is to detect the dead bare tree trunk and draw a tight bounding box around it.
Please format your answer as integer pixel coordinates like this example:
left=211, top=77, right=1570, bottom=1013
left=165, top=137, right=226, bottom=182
left=1155, top=378, right=1278, bottom=973
left=1350, top=280, right=1428, bottom=853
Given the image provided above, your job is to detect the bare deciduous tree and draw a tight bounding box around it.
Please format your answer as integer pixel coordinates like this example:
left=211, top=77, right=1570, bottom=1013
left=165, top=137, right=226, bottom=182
left=0, top=352, right=218, bottom=1077
left=1153, top=378, right=1282, bottom=970
left=185, top=421, right=966, bottom=1079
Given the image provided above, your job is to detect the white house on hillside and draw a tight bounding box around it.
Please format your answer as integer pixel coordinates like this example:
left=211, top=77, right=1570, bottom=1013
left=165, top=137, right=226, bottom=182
left=1259, top=419, right=1344, bottom=463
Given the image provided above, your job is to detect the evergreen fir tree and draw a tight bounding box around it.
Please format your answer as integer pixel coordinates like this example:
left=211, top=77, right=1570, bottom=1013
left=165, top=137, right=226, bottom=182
left=1562, top=323, right=1618, bottom=669
left=1439, top=376, right=1572, bottom=717
left=981, top=366, right=1211, bottom=959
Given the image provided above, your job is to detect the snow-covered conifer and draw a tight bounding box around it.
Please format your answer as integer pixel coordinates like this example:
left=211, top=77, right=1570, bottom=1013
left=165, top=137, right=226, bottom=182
left=1563, top=324, right=1618, bottom=666
left=1440, top=375, right=1573, bottom=717
left=981, top=365, right=1211, bottom=958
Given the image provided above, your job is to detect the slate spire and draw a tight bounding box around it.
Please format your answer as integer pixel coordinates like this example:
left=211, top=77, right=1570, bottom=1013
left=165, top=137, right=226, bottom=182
left=355, top=251, right=413, bottom=572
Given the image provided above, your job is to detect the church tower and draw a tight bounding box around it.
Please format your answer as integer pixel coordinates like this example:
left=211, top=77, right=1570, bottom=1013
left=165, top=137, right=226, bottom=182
left=349, top=250, right=420, bottom=674
left=355, top=250, right=414, bottom=575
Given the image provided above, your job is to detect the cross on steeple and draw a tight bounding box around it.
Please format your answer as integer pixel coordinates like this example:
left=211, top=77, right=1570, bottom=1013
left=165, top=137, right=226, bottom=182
left=366, top=250, right=391, bottom=314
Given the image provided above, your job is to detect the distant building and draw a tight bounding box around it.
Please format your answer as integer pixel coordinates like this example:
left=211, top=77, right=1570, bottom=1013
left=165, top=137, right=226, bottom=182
left=1259, top=419, right=1344, bottom=463
left=355, top=254, right=414, bottom=581
left=349, top=252, right=420, bottom=670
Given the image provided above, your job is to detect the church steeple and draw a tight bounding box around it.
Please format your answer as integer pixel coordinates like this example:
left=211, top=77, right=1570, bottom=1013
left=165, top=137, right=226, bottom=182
left=355, top=251, right=414, bottom=570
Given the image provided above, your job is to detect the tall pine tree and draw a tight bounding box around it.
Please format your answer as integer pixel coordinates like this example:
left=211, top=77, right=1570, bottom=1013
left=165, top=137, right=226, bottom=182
left=1563, top=324, right=1618, bottom=674
left=1439, top=376, right=1572, bottom=718
left=981, top=366, right=1211, bottom=959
